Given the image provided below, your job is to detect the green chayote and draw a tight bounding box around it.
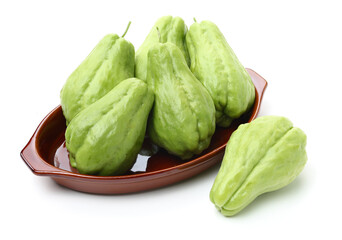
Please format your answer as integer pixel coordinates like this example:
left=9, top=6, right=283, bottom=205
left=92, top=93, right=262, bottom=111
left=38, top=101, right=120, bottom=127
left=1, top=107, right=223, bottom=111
left=65, top=78, right=154, bottom=176
left=186, top=20, right=255, bottom=127
left=135, top=16, right=190, bottom=81
left=210, top=116, right=307, bottom=216
left=61, top=28, right=134, bottom=124
left=146, top=42, right=216, bottom=160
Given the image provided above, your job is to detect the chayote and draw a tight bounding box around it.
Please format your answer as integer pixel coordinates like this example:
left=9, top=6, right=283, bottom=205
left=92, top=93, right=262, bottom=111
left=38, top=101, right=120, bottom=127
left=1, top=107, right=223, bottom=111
left=210, top=116, right=307, bottom=216
left=65, top=78, right=154, bottom=176
left=60, top=28, right=135, bottom=124
left=186, top=20, right=255, bottom=127
left=146, top=42, right=216, bottom=160
left=135, top=16, right=190, bottom=81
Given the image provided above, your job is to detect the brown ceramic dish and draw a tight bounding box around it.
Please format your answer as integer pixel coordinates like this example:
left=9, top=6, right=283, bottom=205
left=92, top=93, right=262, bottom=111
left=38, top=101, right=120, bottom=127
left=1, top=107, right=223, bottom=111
left=20, top=68, right=267, bottom=194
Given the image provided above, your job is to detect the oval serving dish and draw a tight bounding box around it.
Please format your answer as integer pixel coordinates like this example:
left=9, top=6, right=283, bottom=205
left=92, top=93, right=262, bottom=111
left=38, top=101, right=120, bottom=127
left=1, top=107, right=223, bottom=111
left=20, top=68, right=267, bottom=194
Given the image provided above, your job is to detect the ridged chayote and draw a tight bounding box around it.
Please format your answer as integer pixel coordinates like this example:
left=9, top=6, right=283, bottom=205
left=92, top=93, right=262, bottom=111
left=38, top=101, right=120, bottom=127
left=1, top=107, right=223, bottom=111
left=135, top=16, right=190, bottom=81
left=210, top=116, right=307, bottom=216
left=60, top=29, right=134, bottom=124
left=186, top=20, right=255, bottom=127
left=146, top=42, right=216, bottom=160
left=65, top=78, right=154, bottom=176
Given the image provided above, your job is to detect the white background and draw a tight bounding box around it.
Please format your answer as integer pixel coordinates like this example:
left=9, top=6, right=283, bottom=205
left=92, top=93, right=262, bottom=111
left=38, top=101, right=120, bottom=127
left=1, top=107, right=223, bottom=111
left=1, top=0, right=341, bottom=239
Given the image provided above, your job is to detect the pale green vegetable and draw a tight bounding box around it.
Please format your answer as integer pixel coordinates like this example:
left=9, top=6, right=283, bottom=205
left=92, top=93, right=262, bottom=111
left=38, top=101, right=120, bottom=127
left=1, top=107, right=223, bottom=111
left=135, top=16, right=189, bottom=81
left=61, top=25, right=134, bottom=124
left=147, top=42, right=215, bottom=160
left=65, top=78, right=154, bottom=176
left=210, top=116, right=307, bottom=216
left=186, top=20, right=255, bottom=127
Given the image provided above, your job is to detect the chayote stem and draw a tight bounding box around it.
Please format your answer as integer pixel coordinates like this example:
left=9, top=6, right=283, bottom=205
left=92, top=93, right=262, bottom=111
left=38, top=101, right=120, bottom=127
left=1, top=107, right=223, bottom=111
left=121, top=21, right=132, bottom=38
left=156, top=27, right=161, bottom=43
left=193, top=17, right=197, bottom=23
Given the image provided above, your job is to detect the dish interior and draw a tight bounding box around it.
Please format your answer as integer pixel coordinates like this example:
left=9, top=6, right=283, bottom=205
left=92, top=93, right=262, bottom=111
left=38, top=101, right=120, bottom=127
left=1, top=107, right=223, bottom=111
left=36, top=108, right=252, bottom=175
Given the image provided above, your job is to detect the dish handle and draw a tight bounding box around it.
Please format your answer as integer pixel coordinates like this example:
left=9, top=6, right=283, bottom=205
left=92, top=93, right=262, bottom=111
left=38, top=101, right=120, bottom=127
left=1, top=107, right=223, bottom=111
left=20, top=133, right=67, bottom=176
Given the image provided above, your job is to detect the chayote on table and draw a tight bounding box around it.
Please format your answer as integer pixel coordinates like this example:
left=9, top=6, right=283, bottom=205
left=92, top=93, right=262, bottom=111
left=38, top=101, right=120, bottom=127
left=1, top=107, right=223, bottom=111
left=210, top=116, right=307, bottom=216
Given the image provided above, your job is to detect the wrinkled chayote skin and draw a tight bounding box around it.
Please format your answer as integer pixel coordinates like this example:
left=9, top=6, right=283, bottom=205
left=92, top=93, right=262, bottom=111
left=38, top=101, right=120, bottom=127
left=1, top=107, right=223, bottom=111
left=60, top=33, right=135, bottom=124
left=210, top=116, right=307, bottom=216
left=186, top=20, right=255, bottom=127
left=147, top=42, right=216, bottom=160
left=135, top=16, right=190, bottom=81
left=65, top=78, right=154, bottom=176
